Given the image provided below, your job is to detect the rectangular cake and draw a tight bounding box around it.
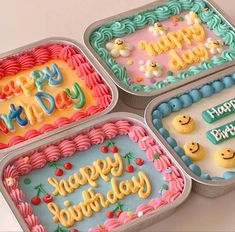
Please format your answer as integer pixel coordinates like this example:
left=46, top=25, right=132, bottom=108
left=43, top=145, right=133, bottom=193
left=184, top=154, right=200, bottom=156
left=0, top=113, right=190, bottom=232
left=150, top=67, right=235, bottom=183
left=0, top=39, right=116, bottom=150
left=87, top=0, right=235, bottom=92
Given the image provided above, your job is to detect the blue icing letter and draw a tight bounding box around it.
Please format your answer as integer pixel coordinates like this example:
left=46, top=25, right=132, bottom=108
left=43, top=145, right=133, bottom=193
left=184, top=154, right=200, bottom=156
left=9, top=104, right=28, bottom=127
left=35, top=91, right=55, bottom=114
left=30, top=69, right=48, bottom=91
left=43, top=63, right=63, bottom=86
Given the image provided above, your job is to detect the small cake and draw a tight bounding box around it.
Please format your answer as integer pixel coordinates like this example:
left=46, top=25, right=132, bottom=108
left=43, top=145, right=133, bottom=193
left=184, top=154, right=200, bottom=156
left=0, top=42, right=113, bottom=149
left=2, top=120, right=185, bottom=231
left=89, top=0, right=235, bottom=91
left=151, top=71, right=235, bottom=180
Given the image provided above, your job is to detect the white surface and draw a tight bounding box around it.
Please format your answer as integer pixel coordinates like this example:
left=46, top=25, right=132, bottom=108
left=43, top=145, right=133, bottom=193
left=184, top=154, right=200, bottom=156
left=0, top=0, right=234, bottom=231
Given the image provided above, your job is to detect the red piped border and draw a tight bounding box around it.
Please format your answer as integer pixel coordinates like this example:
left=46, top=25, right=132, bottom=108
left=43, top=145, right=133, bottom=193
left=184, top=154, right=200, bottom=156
left=0, top=43, right=112, bottom=149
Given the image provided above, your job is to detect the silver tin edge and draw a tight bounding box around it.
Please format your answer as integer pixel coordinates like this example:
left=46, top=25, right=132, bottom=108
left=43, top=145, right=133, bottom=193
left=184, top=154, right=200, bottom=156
left=0, top=112, right=192, bottom=232
left=83, top=0, right=235, bottom=109
left=0, top=37, right=119, bottom=155
left=144, top=62, right=235, bottom=197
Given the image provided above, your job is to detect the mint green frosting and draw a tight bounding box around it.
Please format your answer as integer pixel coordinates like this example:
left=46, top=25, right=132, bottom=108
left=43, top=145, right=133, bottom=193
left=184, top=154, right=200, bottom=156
left=167, top=0, right=182, bottom=15
left=89, top=0, right=235, bottom=92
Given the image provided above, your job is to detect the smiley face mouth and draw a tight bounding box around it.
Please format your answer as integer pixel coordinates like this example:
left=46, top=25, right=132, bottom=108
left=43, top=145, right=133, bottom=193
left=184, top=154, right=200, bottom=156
left=191, top=143, right=200, bottom=154
left=150, top=63, right=157, bottom=68
left=116, top=40, right=124, bottom=45
left=222, top=152, right=235, bottom=160
left=181, top=117, right=191, bottom=125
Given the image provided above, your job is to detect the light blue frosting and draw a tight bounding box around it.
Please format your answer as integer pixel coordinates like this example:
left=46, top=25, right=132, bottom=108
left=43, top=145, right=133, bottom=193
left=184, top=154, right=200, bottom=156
left=151, top=73, right=235, bottom=180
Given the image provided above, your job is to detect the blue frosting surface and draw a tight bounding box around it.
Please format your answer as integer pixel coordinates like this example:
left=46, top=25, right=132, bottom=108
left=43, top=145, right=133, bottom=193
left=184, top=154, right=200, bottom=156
left=19, top=136, right=166, bottom=231
left=151, top=72, right=235, bottom=180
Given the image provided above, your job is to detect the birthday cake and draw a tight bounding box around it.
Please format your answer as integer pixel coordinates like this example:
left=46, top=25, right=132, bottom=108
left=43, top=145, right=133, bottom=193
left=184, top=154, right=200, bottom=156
left=89, top=0, right=235, bottom=92
left=151, top=71, right=235, bottom=180
left=0, top=42, right=112, bottom=149
left=2, top=119, right=185, bottom=231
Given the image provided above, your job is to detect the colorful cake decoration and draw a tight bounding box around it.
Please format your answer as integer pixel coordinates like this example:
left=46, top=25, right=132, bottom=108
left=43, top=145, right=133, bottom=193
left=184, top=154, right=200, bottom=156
left=185, top=11, right=201, bottom=25
left=139, top=60, right=163, bottom=78
left=183, top=141, right=205, bottom=161
left=216, top=148, right=235, bottom=168
left=2, top=120, right=184, bottom=231
left=205, top=38, right=224, bottom=54
left=148, top=22, right=168, bottom=36
left=0, top=43, right=113, bottom=149
left=90, top=0, right=235, bottom=92
left=105, top=38, right=133, bottom=58
left=172, top=115, right=195, bottom=134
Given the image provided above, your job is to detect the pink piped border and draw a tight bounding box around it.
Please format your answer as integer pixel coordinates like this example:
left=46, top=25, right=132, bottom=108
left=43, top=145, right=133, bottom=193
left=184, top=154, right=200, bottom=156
left=0, top=43, right=112, bottom=149
left=3, top=120, right=184, bottom=232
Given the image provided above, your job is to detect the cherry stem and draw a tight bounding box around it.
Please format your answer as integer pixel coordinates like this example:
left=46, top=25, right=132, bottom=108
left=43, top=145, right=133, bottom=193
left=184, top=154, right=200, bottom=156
left=54, top=225, right=69, bottom=232
left=106, top=140, right=115, bottom=147
left=124, top=152, right=134, bottom=165
left=34, top=184, right=47, bottom=196
left=112, top=202, right=123, bottom=212
left=48, top=161, right=62, bottom=169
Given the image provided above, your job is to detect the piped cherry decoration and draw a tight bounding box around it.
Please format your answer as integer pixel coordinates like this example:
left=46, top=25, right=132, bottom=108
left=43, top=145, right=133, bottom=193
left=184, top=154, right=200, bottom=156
left=31, top=196, right=41, bottom=205
left=106, top=202, right=123, bottom=218
left=64, top=162, right=73, bottom=170
left=135, top=158, right=144, bottom=166
left=70, top=229, right=79, bottom=232
left=125, top=164, right=134, bottom=173
left=43, top=193, right=53, bottom=203
left=31, top=184, right=51, bottom=205
left=101, top=145, right=108, bottom=153
left=101, top=140, right=119, bottom=153
left=55, top=168, right=64, bottom=176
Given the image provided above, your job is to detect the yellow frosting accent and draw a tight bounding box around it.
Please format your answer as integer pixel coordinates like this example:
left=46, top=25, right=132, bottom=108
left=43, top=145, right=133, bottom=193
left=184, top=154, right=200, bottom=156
left=169, top=44, right=208, bottom=70
left=16, top=76, right=34, bottom=96
left=138, top=23, right=206, bottom=56
left=48, top=153, right=124, bottom=196
left=64, top=200, right=71, bottom=207
left=47, top=171, right=151, bottom=227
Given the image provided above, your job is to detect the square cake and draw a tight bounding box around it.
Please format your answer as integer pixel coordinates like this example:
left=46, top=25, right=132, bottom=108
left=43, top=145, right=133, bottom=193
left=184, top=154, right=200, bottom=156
left=0, top=40, right=114, bottom=150
left=88, top=0, right=235, bottom=92
left=151, top=70, right=235, bottom=181
left=1, top=116, right=187, bottom=231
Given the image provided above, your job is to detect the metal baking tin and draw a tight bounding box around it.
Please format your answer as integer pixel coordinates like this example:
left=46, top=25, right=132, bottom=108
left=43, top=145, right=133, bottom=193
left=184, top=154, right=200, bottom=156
left=145, top=62, right=235, bottom=198
left=84, top=0, right=235, bottom=109
left=0, top=37, right=118, bottom=155
left=0, top=112, right=192, bottom=232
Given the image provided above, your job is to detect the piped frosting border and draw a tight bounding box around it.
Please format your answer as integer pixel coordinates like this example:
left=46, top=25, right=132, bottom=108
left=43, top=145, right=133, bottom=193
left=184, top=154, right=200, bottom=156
left=89, top=0, right=235, bottom=92
left=2, top=120, right=184, bottom=232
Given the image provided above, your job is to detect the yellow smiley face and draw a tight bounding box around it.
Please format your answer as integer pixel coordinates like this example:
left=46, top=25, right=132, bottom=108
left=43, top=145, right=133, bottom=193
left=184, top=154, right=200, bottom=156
left=173, top=114, right=195, bottom=134
left=183, top=141, right=205, bottom=161
left=215, top=148, right=235, bottom=168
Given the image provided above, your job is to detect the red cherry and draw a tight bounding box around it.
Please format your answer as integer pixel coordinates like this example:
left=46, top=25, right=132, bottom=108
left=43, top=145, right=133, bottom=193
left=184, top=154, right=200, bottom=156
left=110, top=145, right=118, bottom=153
left=64, top=162, right=72, bottom=170
left=116, top=210, right=122, bottom=217
left=125, top=164, right=134, bottom=173
left=55, top=168, right=64, bottom=176
left=70, top=229, right=79, bottom=232
left=135, top=158, right=144, bottom=166
left=31, top=196, right=41, bottom=205
left=106, top=211, right=114, bottom=218
left=43, top=193, right=53, bottom=203
left=101, top=145, right=108, bottom=153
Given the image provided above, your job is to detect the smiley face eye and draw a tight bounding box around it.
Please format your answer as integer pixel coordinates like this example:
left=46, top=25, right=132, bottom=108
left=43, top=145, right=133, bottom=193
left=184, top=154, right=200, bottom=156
left=183, top=116, right=186, bottom=118
left=179, top=120, right=182, bottom=123
left=189, top=148, right=192, bottom=151
left=227, top=150, right=230, bottom=152
left=222, top=153, right=224, bottom=156
left=192, top=142, right=195, bottom=145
